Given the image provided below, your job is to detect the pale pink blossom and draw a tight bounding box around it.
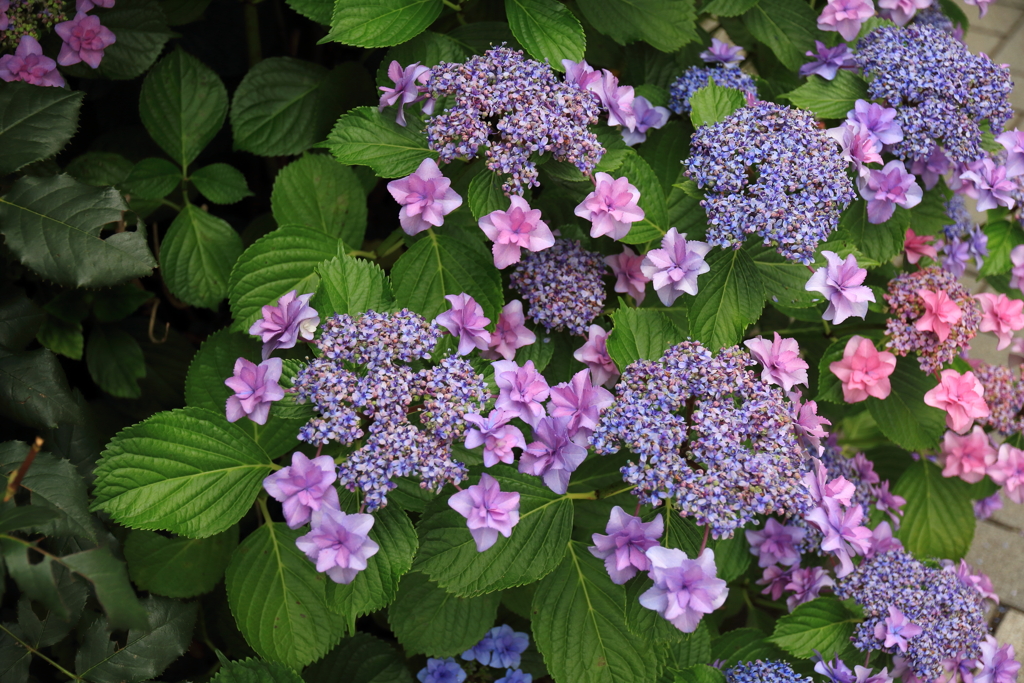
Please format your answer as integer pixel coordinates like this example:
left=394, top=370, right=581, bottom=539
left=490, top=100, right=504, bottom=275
left=605, top=247, right=649, bottom=305
left=859, top=160, right=923, bottom=224
left=875, top=605, right=923, bottom=651
left=378, top=61, right=432, bottom=127
left=865, top=520, right=903, bottom=558
left=592, top=69, right=636, bottom=131
left=745, top=518, right=806, bottom=567
left=785, top=566, right=835, bottom=611
left=941, top=426, right=997, bottom=484
left=547, top=369, right=614, bottom=437
left=959, top=159, right=1017, bottom=212
left=574, top=325, right=618, bottom=388
left=818, top=0, right=876, bottom=41
left=976, top=293, right=1024, bottom=350
left=485, top=300, right=536, bottom=361
left=478, top=195, right=555, bottom=269
left=975, top=636, right=1021, bottom=683
left=903, top=228, right=938, bottom=265
left=806, top=251, right=876, bottom=324
left=829, top=336, right=897, bottom=403
left=561, top=59, right=601, bottom=90
left=806, top=498, right=873, bottom=577
left=640, top=228, right=712, bottom=306
left=55, top=12, right=116, bottom=68
left=589, top=506, right=664, bottom=584
left=575, top=173, right=645, bottom=241
left=923, top=370, right=990, bottom=434
left=743, top=332, right=809, bottom=392
left=493, top=359, right=550, bottom=427
left=790, top=393, right=832, bottom=448
left=804, top=457, right=857, bottom=507
left=639, top=547, right=728, bottom=633
left=387, top=158, right=462, bottom=235
left=990, top=443, right=1024, bottom=504
left=915, top=289, right=963, bottom=343
left=76, top=0, right=115, bottom=12
left=828, top=122, right=883, bottom=177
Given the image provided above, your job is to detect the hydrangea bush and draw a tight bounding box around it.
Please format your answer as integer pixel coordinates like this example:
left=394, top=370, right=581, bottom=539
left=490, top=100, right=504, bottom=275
left=2, top=0, right=1024, bottom=682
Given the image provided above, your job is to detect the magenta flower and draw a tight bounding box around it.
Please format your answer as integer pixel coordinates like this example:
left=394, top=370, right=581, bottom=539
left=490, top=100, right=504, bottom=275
left=296, top=508, right=378, bottom=583
left=806, top=498, right=873, bottom=577
left=561, top=59, right=601, bottom=91
left=387, top=158, right=462, bottom=235
left=640, top=228, right=712, bottom=306
left=55, top=13, right=116, bottom=69
left=915, top=289, right=963, bottom=343
left=621, top=96, right=670, bottom=146
left=996, top=129, right=1024, bottom=178
left=575, top=172, right=645, bottom=241
left=874, top=605, right=923, bottom=651
left=493, top=360, right=550, bottom=427
left=959, top=159, right=1016, bottom=212
left=0, top=0, right=8, bottom=30
left=791, top=393, right=832, bottom=447
left=924, top=370, right=990, bottom=434
left=574, top=325, right=618, bottom=388
left=858, top=160, right=922, bottom=224
left=478, top=195, right=555, bottom=269
left=745, top=518, right=806, bottom=568
left=903, top=228, right=937, bottom=265
left=801, top=41, right=857, bottom=80
left=464, top=410, right=526, bottom=468
left=436, top=293, right=491, bottom=356
left=593, top=69, right=636, bottom=131
left=547, top=369, right=614, bottom=437
left=486, top=300, right=536, bottom=361
left=976, top=293, right=1024, bottom=350
left=262, top=452, right=340, bottom=529
left=804, top=457, right=856, bottom=507
left=378, top=60, right=432, bottom=127
left=0, top=35, right=65, bottom=87
left=249, top=290, right=319, bottom=359
left=519, top=416, right=587, bottom=494
left=743, top=333, right=809, bottom=392
left=976, top=636, right=1020, bottom=683
left=588, top=506, right=664, bottom=584
left=605, top=247, right=650, bottom=305
left=877, top=0, right=931, bottom=24
left=76, top=0, right=115, bottom=12
left=806, top=251, right=875, bottom=324
left=848, top=100, right=903, bottom=145
left=225, top=357, right=285, bottom=425
left=818, top=0, right=876, bottom=41
left=639, top=547, right=728, bottom=633
left=910, top=147, right=951, bottom=190
left=448, top=473, right=521, bottom=552
left=990, top=443, right=1024, bottom=504
left=943, top=559, right=999, bottom=602
left=700, top=38, right=745, bottom=66
left=785, top=566, right=835, bottom=611
left=865, top=520, right=903, bottom=558
left=941, top=426, right=997, bottom=484
left=1010, top=245, right=1024, bottom=293
left=828, top=122, right=883, bottom=177
left=758, top=565, right=794, bottom=601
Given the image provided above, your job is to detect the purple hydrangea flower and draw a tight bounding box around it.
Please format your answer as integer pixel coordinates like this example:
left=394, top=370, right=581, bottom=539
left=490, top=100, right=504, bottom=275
left=574, top=325, right=618, bottom=388
left=225, top=357, right=285, bottom=425
left=510, top=239, right=608, bottom=335
left=975, top=636, right=1020, bottom=683
left=562, top=59, right=601, bottom=90
left=462, top=625, right=530, bottom=669
left=262, top=452, right=340, bottom=529
left=448, top=473, right=521, bottom=552
left=418, top=658, right=467, bottom=683
left=743, top=333, right=809, bottom=392
left=801, top=41, right=857, bottom=80
left=745, top=518, right=806, bottom=568
left=958, top=158, right=1017, bottom=212
left=387, top=158, right=463, bottom=235
left=592, top=69, right=636, bottom=131
left=700, top=38, right=745, bottom=66
left=485, top=300, right=536, bottom=361
left=941, top=237, right=972, bottom=278
left=875, top=605, right=924, bottom=651
left=436, top=293, right=491, bottom=356
left=547, top=369, right=614, bottom=437
left=818, top=0, right=876, bottom=41
left=295, top=507, right=379, bottom=584
left=785, top=566, right=836, bottom=611
left=493, top=359, right=550, bottom=427
left=806, top=498, right=874, bottom=577
left=816, top=656, right=856, bottom=683
left=76, top=0, right=115, bottom=12
left=639, top=547, right=729, bottom=633
left=640, top=228, right=711, bottom=306
left=848, top=100, right=904, bottom=145
left=974, top=492, right=1003, bottom=520
left=574, top=172, right=645, bottom=241
left=859, top=160, right=923, bottom=223
left=669, top=65, right=758, bottom=114
left=805, top=251, right=875, bottom=324
left=621, top=96, right=670, bottom=146
left=589, top=506, right=664, bottom=584
left=0, top=35, right=65, bottom=87
left=803, top=457, right=856, bottom=507
left=479, top=195, right=555, bottom=269
left=464, top=410, right=526, bottom=467
left=828, top=122, right=884, bottom=177
left=910, top=146, right=951, bottom=190
left=55, top=13, right=116, bottom=69
left=878, top=0, right=931, bottom=25
left=379, top=60, right=432, bottom=127
left=605, top=246, right=650, bottom=305
left=249, top=290, right=319, bottom=359
left=996, top=129, right=1024, bottom=178
left=519, top=416, right=588, bottom=494
left=0, top=0, right=9, bottom=30
left=758, top=565, right=795, bottom=601
left=495, top=670, right=532, bottom=683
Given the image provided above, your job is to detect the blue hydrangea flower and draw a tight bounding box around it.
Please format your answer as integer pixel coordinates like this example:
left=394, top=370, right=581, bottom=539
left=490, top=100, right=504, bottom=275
left=668, top=65, right=757, bottom=114
left=727, top=660, right=813, bottom=683
left=417, top=658, right=467, bottom=683
left=462, top=625, right=530, bottom=669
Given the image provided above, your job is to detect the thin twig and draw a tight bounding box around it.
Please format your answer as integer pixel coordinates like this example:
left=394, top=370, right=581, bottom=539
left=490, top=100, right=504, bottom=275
left=148, top=299, right=170, bottom=344
left=0, top=622, right=82, bottom=681
left=4, top=437, right=43, bottom=503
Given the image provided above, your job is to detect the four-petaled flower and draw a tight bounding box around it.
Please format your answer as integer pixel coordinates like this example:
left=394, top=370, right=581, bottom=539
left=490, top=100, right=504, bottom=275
left=923, top=370, right=990, bottom=434
left=478, top=195, right=555, bottom=269
left=806, top=498, right=873, bottom=577
left=250, top=290, right=319, bottom=359
left=589, top=506, right=664, bottom=584
left=990, top=443, right=1024, bottom=504
left=639, top=547, right=729, bottom=633
left=436, top=293, right=491, bottom=356
left=746, top=518, right=806, bottom=568
left=519, top=416, right=588, bottom=494
left=262, top=452, right=340, bottom=529
left=847, top=100, right=903, bottom=145
left=874, top=605, right=923, bottom=652
left=225, top=357, right=285, bottom=425
left=829, top=335, right=897, bottom=403
left=417, top=658, right=467, bottom=683
left=592, top=69, right=636, bottom=131
left=493, top=360, right=550, bottom=427
left=959, top=159, right=1016, bottom=212
left=486, top=300, right=536, bottom=361
left=878, top=0, right=932, bottom=25
left=976, top=292, right=1024, bottom=350
left=800, top=41, right=857, bottom=80
left=575, top=173, right=645, bottom=241
left=1010, top=245, right=1024, bottom=293
left=640, top=228, right=712, bottom=306
left=448, top=473, right=521, bottom=552
left=621, top=96, right=670, bottom=146
left=700, top=38, right=745, bottom=66
left=464, top=410, right=526, bottom=468
left=806, top=251, right=876, bottom=324
left=743, top=333, right=809, bottom=392
left=295, top=508, right=379, bottom=584
left=55, top=13, right=116, bottom=68
left=387, top=158, right=462, bottom=235
left=975, top=636, right=1021, bottom=683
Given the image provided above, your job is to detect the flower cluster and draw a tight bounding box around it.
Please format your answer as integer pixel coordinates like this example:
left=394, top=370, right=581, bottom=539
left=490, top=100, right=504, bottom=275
left=509, top=239, right=608, bottom=335
left=726, top=660, right=813, bottom=683
left=668, top=64, right=758, bottom=114
left=938, top=195, right=987, bottom=277
left=970, top=361, right=1024, bottom=437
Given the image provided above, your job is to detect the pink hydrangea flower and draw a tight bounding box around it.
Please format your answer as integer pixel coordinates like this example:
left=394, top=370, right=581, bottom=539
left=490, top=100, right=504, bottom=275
left=877, top=0, right=931, bottom=25
left=990, top=443, right=1024, bottom=504
left=574, top=172, right=645, bottom=241
left=478, top=195, right=555, bottom=269
left=589, top=506, right=664, bottom=584
left=621, top=96, right=671, bottom=146
left=996, top=129, right=1024, bottom=178
left=0, top=35, right=65, bottom=87
left=547, top=369, right=614, bottom=437
left=262, top=452, right=340, bottom=529
left=806, top=251, right=875, bottom=324
left=923, top=370, right=990, bottom=434
left=818, top=0, right=876, bottom=42
left=745, top=518, right=806, bottom=568
left=378, top=60, right=432, bottom=127
left=858, top=160, right=923, bottom=224
left=0, top=0, right=9, bottom=30
left=915, top=289, right=963, bottom=343
left=224, top=357, right=285, bottom=425
left=976, top=293, right=1024, bottom=350
left=790, top=392, right=832, bottom=447
left=55, top=13, right=116, bottom=69
left=758, top=565, right=794, bottom=600
left=249, top=290, right=319, bottom=360
left=519, top=416, right=588, bottom=494
left=963, top=0, right=995, bottom=18
left=574, top=325, right=618, bottom=388
left=959, top=159, right=1017, bottom=212
left=639, top=547, right=728, bottom=633
left=743, top=333, right=810, bottom=392
left=464, top=410, right=526, bottom=467
left=828, top=122, right=884, bottom=177
left=903, top=228, right=938, bottom=265
left=485, top=300, right=536, bottom=361
left=875, top=606, right=923, bottom=652
left=975, top=636, right=1021, bottom=683
left=829, top=335, right=897, bottom=403
left=700, top=38, right=745, bottom=66
left=605, top=246, right=650, bottom=305
left=592, top=69, right=636, bottom=131
left=865, top=520, right=903, bottom=558
left=1010, top=245, right=1024, bottom=293
left=387, top=158, right=462, bottom=235
left=785, top=566, right=835, bottom=611
left=941, top=426, right=997, bottom=484
left=640, top=228, right=712, bottom=306
left=493, top=360, right=550, bottom=427
left=943, top=559, right=999, bottom=603
left=76, top=0, right=115, bottom=12
left=448, top=473, right=521, bottom=552
left=295, top=508, right=379, bottom=584
left=436, top=293, right=491, bottom=356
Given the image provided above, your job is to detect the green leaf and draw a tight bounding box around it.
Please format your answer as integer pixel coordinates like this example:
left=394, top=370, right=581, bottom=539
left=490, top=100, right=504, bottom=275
left=213, top=659, right=304, bottom=683
left=122, top=157, right=181, bottom=200
left=92, top=407, right=277, bottom=538
left=270, top=154, right=368, bottom=247
left=391, top=231, right=504, bottom=322
left=894, top=459, right=976, bottom=561
left=327, top=505, right=417, bottom=619
left=675, top=664, right=727, bottom=683
left=327, top=106, right=436, bottom=178
left=746, top=243, right=823, bottom=308
left=780, top=71, right=869, bottom=119
left=287, top=0, right=332, bottom=24
left=0, top=287, right=45, bottom=352
left=160, top=204, right=244, bottom=310
left=124, top=527, right=239, bottom=598
left=688, top=81, right=746, bottom=128
left=0, top=505, right=61, bottom=534
left=712, top=533, right=750, bottom=582
left=387, top=571, right=501, bottom=657
left=907, top=184, right=953, bottom=238
left=86, top=324, right=147, bottom=399
left=375, top=31, right=470, bottom=86
left=742, top=0, right=820, bottom=71
left=838, top=201, right=910, bottom=263
left=607, top=306, right=681, bottom=369
left=709, top=628, right=784, bottom=667
left=92, top=285, right=154, bottom=323
left=324, top=0, right=442, bottom=47
left=0, top=451, right=101, bottom=544
left=638, top=122, right=692, bottom=195
left=228, top=225, right=338, bottom=333
left=313, top=256, right=393, bottom=318
left=16, top=570, right=87, bottom=647
left=768, top=597, right=860, bottom=660
left=191, top=163, right=253, bottom=205
left=576, top=0, right=698, bottom=52
left=660, top=623, right=712, bottom=674
left=533, top=541, right=660, bottom=683
left=700, top=0, right=757, bottom=16
left=62, top=0, right=174, bottom=80
left=0, top=174, right=156, bottom=288
left=467, top=168, right=510, bottom=221
left=414, top=466, right=573, bottom=596
left=0, top=81, right=83, bottom=175
left=140, top=48, right=228, bottom=170
left=866, top=356, right=946, bottom=453
left=979, top=218, right=1024, bottom=277
left=617, top=151, right=670, bottom=245
left=304, top=633, right=413, bottom=683
left=515, top=331, right=556, bottom=372
left=57, top=547, right=151, bottom=630
left=225, top=522, right=347, bottom=669
left=36, top=316, right=83, bottom=360
left=688, top=248, right=765, bottom=350
left=0, top=348, right=82, bottom=429
left=506, top=0, right=586, bottom=68
left=65, top=151, right=134, bottom=187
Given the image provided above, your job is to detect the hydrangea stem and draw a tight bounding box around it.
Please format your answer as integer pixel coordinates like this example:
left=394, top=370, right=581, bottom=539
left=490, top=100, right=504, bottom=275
left=0, top=622, right=80, bottom=681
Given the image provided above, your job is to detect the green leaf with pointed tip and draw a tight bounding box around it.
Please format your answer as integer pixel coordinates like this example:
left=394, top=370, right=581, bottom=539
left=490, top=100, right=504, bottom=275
left=327, top=106, right=436, bottom=178
left=838, top=201, right=910, bottom=263
left=313, top=256, right=393, bottom=319
left=866, top=356, right=946, bottom=453
left=979, top=218, right=1024, bottom=277
left=742, top=0, right=820, bottom=72
left=768, top=597, right=861, bottom=660
left=467, top=168, right=510, bottom=221
left=65, top=152, right=134, bottom=187
left=122, top=157, right=181, bottom=200
left=0, top=505, right=61, bottom=534
left=86, top=324, right=147, bottom=399
left=270, top=155, right=368, bottom=247
left=746, top=242, right=823, bottom=308
left=893, top=459, right=976, bottom=561
left=576, top=0, right=698, bottom=52
left=0, top=174, right=156, bottom=288
left=191, top=163, right=253, bottom=205
left=124, top=527, right=239, bottom=598
left=62, top=0, right=174, bottom=80
left=304, top=633, right=413, bottom=683
left=506, top=0, right=586, bottom=69
left=92, top=407, right=276, bottom=538
left=617, top=151, right=670, bottom=245
left=676, top=664, right=727, bottom=683
left=54, top=546, right=150, bottom=630
left=160, top=204, right=244, bottom=310
left=0, top=81, right=83, bottom=175
left=0, top=347, right=82, bottom=429
left=0, top=451, right=101, bottom=544
left=184, top=329, right=262, bottom=412
left=324, top=0, right=442, bottom=47
left=780, top=71, right=869, bottom=119
left=660, top=623, right=712, bottom=675
left=688, top=81, right=746, bottom=128
left=710, top=628, right=784, bottom=667
left=700, top=0, right=757, bottom=16
left=213, top=658, right=305, bottom=683
left=607, top=306, right=682, bottom=369
left=0, top=287, right=45, bottom=352
left=688, top=248, right=765, bottom=351
left=36, top=316, right=83, bottom=360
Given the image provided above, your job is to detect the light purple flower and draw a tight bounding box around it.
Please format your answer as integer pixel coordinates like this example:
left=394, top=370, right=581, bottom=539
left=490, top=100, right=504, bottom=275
left=249, top=290, right=319, bottom=359
left=803, top=456, right=856, bottom=507
left=974, top=492, right=1003, bottom=520
left=417, top=658, right=466, bottom=683
left=262, top=452, right=340, bottom=529
left=958, top=158, right=1017, bottom=212
left=519, top=416, right=588, bottom=494
left=605, top=246, right=650, bottom=305
left=224, top=357, right=285, bottom=425
left=1010, top=244, right=1024, bottom=292
left=874, top=605, right=923, bottom=651
left=479, top=195, right=555, bottom=269
left=800, top=41, right=857, bottom=80
left=55, top=13, right=116, bottom=69
left=828, top=122, right=884, bottom=177
left=379, top=60, right=432, bottom=127
left=0, top=35, right=65, bottom=87
left=295, top=507, right=379, bottom=584
left=865, top=520, right=903, bottom=558
left=575, top=172, right=645, bottom=241
left=818, top=0, right=876, bottom=42
left=462, top=625, right=530, bottom=669
left=785, top=566, right=835, bottom=611
left=943, top=558, right=999, bottom=602
left=700, top=38, right=745, bottom=66
left=745, top=518, right=806, bottom=568
left=962, top=0, right=994, bottom=18
left=996, top=129, right=1024, bottom=178
left=854, top=667, right=894, bottom=683
left=758, top=565, right=795, bottom=601
left=640, top=228, right=712, bottom=306
left=485, top=300, right=536, bottom=361
left=639, top=547, right=728, bottom=633
left=562, top=58, right=601, bottom=91
left=790, top=392, right=831, bottom=448
left=621, top=96, right=670, bottom=146
left=493, top=359, right=550, bottom=427
left=464, top=410, right=526, bottom=467
left=589, top=506, right=664, bottom=584
left=848, top=100, right=903, bottom=145
left=859, top=160, right=923, bottom=224
left=805, top=251, right=875, bottom=324
left=743, top=333, right=809, bottom=392
left=547, top=369, right=614, bottom=437
left=76, top=0, right=115, bottom=12
left=574, top=325, right=619, bottom=388
left=0, top=0, right=8, bottom=30
left=495, top=670, right=531, bottom=683
left=941, top=237, right=972, bottom=278
left=593, top=69, right=636, bottom=131
left=806, top=498, right=874, bottom=577
left=448, top=473, right=521, bottom=552
left=910, top=147, right=951, bottom=190
left=436, top=293, right=491, bottom=356
left=878, top=0, right=931, bottom=25
left=975, top=636, right=1020, bottom=683
left=387, top=158, right=462, bottom=235
left=816, top=656, right=856, bottom=683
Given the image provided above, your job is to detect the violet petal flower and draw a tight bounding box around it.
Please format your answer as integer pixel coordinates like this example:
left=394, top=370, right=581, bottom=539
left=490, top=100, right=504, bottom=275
left=263, top=452, right=340, bottom=529
left=592, top=69, right=636, bottom=131
left=816, top=655, right=856, bottom=683
left=0, top=35, right=66, bottom=87
left=848, top=99, right=903, bottom=145
left=958, top=158, right=1017, bottom=212
left=785, top=566, right=835, bottom=611
left=479, top=195, right=555, bottom=269
left=806, top=498, right=873, bottom=577
left=621, top=96, right=671, bottom=146
left=589, top=506, right=664, bottom=584
left=464, top=410, right=527, bottom=468
left=561, top=58, right=601, bottom=91
left=379, top=60, right=432, bottom=127
left=436, top=293, right=491, bottom=356
left=640, top=228, right=712, bottom=306
left=249, top=290, right=319, bottom=359
left=417, top=658, right=467, bottom=683
left=828, top=122, right=884, bottom=177
left=805, top=251, right=875, bottom=324
left=225, top=357, right=285, bottom=425
left=486, top=300, right=536, bottom=361
left=818, top=0, right=876, bottom=42
left=493, top=359, right=550, bottom=427
left=800, top=41, right=857, bottom=80
left=574, top=325, right=619, bottom=388
left=295, top=507, right=379, bottom=584
left=462, top=625, right=530, bottom=669
left=878, top=0, right=932, bottom=25
left=909, top=146, right=951, bottom=190
left=547, top=368, right=614, bottom=437
left=758, top=565, right=794, bottom=601
left=574, top=172, right=645, bottom=241
left=605, top=247, right=650, bottom=305
left=76, top=0, right=115, bottom=12
left=55, top=13, right=116, bottom=69
left=858, top=160, right=923, bottom=224
left=700, top=38, right=745, bottom=66
left=743, top=332, right=810, bottom=392
left=874, top=605, right=924, bottom=651
left=745, top=518, right=806, bottom=568
left=975, top=636, right=1020, bottom=683
left=387, top=158, right=463, bottom=235
left=996, top=129, right=1024, bottom=178
left=519, top=416, right=588, bottom=494
left=639, top=547, right=728, bottom=633
left=448, top=473, right=521, bottom=552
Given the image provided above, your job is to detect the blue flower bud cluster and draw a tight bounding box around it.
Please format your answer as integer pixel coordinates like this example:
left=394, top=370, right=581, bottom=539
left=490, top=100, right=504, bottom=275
left=726, top=661, right=813, bottom=683
left=509, top=239, right=609, bottom=335
left=668, top=65, right=758, bottom=114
